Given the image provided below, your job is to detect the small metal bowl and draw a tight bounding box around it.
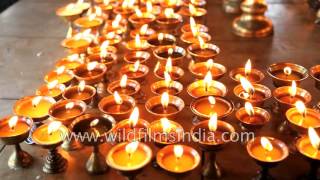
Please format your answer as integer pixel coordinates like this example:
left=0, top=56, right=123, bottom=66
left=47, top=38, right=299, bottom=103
left=187, top=80, right=227, bottom=98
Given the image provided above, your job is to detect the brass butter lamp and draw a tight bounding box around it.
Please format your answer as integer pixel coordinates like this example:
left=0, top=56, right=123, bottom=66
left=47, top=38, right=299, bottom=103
left=232, top=0, right=273, bottom=38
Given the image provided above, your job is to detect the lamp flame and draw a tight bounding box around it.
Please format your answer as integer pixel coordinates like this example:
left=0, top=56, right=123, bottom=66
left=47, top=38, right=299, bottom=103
left=161, top=92, right=170, bottom=109
left=308, top=127, right=320, bottom=150
left=240, top=77, right=255, bottom=96
left=103, top=0, right=110, bottom=5
left=66, top=26, right=73, bottom=39
left=173, top=145, right=183, bottom=159
left=140, top=24, right=149, bottom=35
left=157, top=33, right=165, bottom=42
left=135, top=8, right=143, bottom=17
left=114, top=91, right=123, bottom=105
left=203, top=71, right=213, bottom=89
left=161, top=118, right=172, bottom=133
left=106, top=31, right=115, bottom=39
left=78, top=81, right=86, bottom=92
left=295, top=101, right=307, bottom=117
left=164, top=71, right=172, bottom=87
left=120, top=75, right=128, bottom=89
left=208, top=96, right=216, bottom=105
left=112, top=14, right=122, bottom=28
left=190, top=19, right=199, bottom=37
left=260, top=137, right=273, bottom=152
left=87, top=62, right=98, bottom=71
left=284, top=67, right=292, bottom=76
left=125, top=141, right=139, bottom=155
left=66, top=102, right=75, bottom=110
left=245, top=102, right=255, bottom=116
left=135, top=34, right=141, bottom=47
left=245, top=59, right=252, bottom=76
left=67, top=54, right=79, bottom=61
left=198, top=36, right=207, bottom=49
left=289, top=81, right=297, bottom=97
left=131, top=60, right=140, bottom=72
left=90, top=119, right=99, bottom=127
left=129, top=107, right=139, bottom=127
left=47, top=80, right=59, bottom=89
left=32, top=96, right=42, bottom=107
left=100, top=41, right=109, bottom=59
left=208, top=112, right=218, bottom=131
left=146, top=1, right=153, bottom=13
left=88, top=13, right=96, bottom=21
left=206, top=59, right=214, bottom=70
left=164, top=8, right=175, bottom=18
left=154, top=61, right=160, bottom=73
left=48, top=121, right=62, bottom=135
left=168, top=48, right=174, bottom=56
left=56, top=66, right=66, bottom=75
left=188, top=3, right=197, bottom=16
left=165, top=57, right=173, bottom=73
left=8, top=116, right=18, bottom=130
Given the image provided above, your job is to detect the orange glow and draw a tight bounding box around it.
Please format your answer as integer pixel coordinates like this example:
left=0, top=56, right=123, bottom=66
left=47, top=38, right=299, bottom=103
left=284, top=66, right=292, bottom=76
left=129, top=107, right=139, bottom=127
left=190, top=19, right=199, bottom=37
left=48, top=121, right=62, bottom=135
left=131, top=60, right=140, bottom=72
left=122, top=0, right=135, bottom=9
left=244, top=59, right=251, bottom=76
left=32, top=96, right=42, bottom=107
left=308, top=127, right=320, bottom=150
left=103, top=0, right=110, bottom=5
left=295, top=101, right=307, bottom=117
left=161, top=118, right=172, bottom=133
left=260, top=137, right=273, bottom=152
left=208, top=112, right=218, bottom=131
left=289, top=81, right=297, bottom=97
left=120, top=75, right=128, bottom=89
left=90, top=119, right=99, bottom=127
left=168, top=48, right=174, bottom=56
left=88, top=13, right=96, bottom=21
left=8, top=116, right=18, bottom=130
left=245, top=102, right=255, bottom=116
left=203, top=71, right=212, bottom=91
left=100, top=41, right=109, bottom=59
left=95, top=6, right=102, bottom=16
left=140, top=24, right=149, bottom=35
left=114, top=91, right=123, bottom=105
left=189, top=17, right=197, bottom=30
left=161, top=92, right=170, bottom=109
left=206, top=59, right=214, bottom=70
left=67, top=54, right=79, bottom=61
left=78, top=81, right=86, bottom=92
left=173, top=145, right=183, bottom=159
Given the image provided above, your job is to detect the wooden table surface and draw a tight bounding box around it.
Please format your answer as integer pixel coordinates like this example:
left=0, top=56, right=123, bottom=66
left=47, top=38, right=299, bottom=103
left=0, top=0, right=320, bottom=179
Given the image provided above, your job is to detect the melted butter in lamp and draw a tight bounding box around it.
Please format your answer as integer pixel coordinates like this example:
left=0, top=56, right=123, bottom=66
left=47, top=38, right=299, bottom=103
left=162, top=145, right=195, bottom=172
left=102, top=91, right=131, bottom=113
left=0, top=116, right=30, bottom=137
left=112, top=148, right=146, bottom=167
left=193, top=96, right=230, bottom=117
left=33, top=121, right=66, bottom=145
left=52, top=104, right=82, bottom=120
left=18, top=98, right=54, bottom=118
left=273, top=67, right=302, bottom=81
left=250, top=137, right=284, bottom=162
left=289, top=113, right=320, bottom=128
left=298, top=128, right=320, bottom=159
left=46, top=66, right=73, bottom=84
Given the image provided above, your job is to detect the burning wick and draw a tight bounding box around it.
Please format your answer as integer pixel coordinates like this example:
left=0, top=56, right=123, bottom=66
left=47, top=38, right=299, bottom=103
left=87, top=62, right=98, bottom=76
left=47, top=121, right=62, bottom=136
left=244, top=59, right=251, bottom=77
left=129, top=107, right=139, bottom=129
left=174, top=145, right=183, bottom=161
left=161, top=92, right=170, bottom=112
left=125, top=141, right=139, bottom=160
left=260, top=137, right=273, bottom=161
left=164, top=71, right=172, bottom=88
left=283, top=66, right=292, bottom=79
left=295, top=101, right=307, bottom=123
left=120, top=75, right=128, bottom=89
left=208, top=112, right=218, bottom=132
left=158, top=33, right=164, bottom=43
left=203, top=71, right=212, bottom=92
left=32, top=96, right=42, bottom=108
left=208, top=96, right=216, bottom=109
left=78, top=81, right=86, bottom=93
left=245, top=102, right=255, bottom=123
left=240, top=77, right=255, bottom=99
left=308, top=127, right=320, bottom=157
left=8, top=116, right=18, bottom=131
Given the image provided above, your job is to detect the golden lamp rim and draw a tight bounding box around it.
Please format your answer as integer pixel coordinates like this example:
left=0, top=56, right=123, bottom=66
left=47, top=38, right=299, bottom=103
left=180, top=32, right=211, bottom=44
left=187, top=80, right=228, bottom=98
left=32, top=123, right=69, bottom=148
left=106, top=79, right=141, bottom=96
left=310, top=65, right=320, bottom=82
left=235, top=106, right=271, bottom=126
left=187, top=43, right=220, bottom=59
left=62, top=85, right=97, bottom=103
left=229, top=67, right=265, bottom=83
left=233, top=83, right=272, bottom=102
left=189, top=62, right=226, bottom=79
left=267, top=62, right=309, bottom=82
left=150, top=80, right=183, bottom=96
left=0, top=115, right=33, bottom=139
left=286, top=107, right=320, bottom=129
left=148, top=119, right=184, bottom=145
left=98, top=94, right=136, bottom=115
left=123, top=51, right=150, bottom=64
left=120, top=64, right=150, bottom=79
left=145, top=95, right=185, bottom=117
left=154, top=66, right=185, bottom=81
left=273, top=86, right=312, bottom=106
left=296, top=135, right=320, bottom=161
left=49, top=99, right=87, bottom=123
